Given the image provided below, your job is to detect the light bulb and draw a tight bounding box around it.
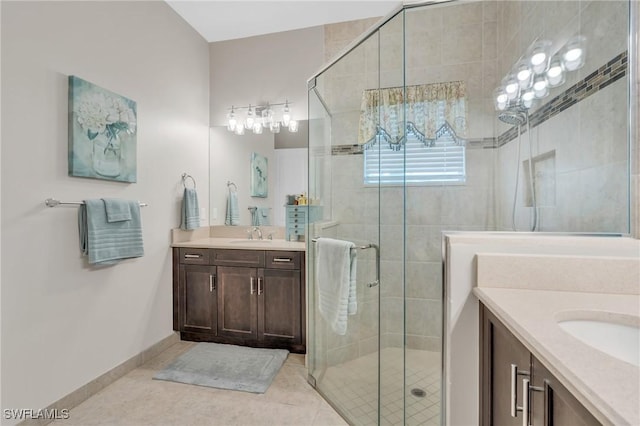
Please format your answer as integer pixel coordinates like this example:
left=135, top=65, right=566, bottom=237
left=235, top=123, right=245, bottom=135
left=562, top=36, right=586, bottom=71
left=288, top=120, right=298, bottom=132
left=270, top=121, right=281, bottom=133
left=227, top=107, right=236, bottom=132
left=546, top=56, right=565, bottom=87
left=522, top=90, right=535, bottom=108
left=493, top=87, right=508, bottom=111
left=253, top=122, right=263, bottom=134
left=282, top=101, right=291, bottom=126
left=261, top=105, right=273, bottom=128
left=533, top=75, right=549, bottom=98
left=529, top=40, right=551, bottom=74
left=245, top=105, right=254, bottom=129
left=504, top=75, right=519, bottom=101
left=515, top=59, right=533, bottom=90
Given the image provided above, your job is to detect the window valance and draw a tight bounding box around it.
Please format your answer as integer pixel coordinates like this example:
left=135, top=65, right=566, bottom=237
left=358, top=81, right=468, bottom=150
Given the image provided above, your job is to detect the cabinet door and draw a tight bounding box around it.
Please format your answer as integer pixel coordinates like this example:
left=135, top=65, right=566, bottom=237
left=179, top=264, right=216, bottom=335
left=217, top=266, right=258, bottom=340
left=257, top=268, right=302, bottom=345
left=531, top=356, right=600, bottom=426
left=481, top=304, right=531, bottom=426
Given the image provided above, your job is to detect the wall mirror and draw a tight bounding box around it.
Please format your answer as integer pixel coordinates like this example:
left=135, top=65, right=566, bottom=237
left=209, top=120, right=309, bottom=227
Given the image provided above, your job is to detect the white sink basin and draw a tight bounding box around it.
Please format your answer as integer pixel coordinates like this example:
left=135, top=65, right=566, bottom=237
left=558, top=317, right=640, bottom=367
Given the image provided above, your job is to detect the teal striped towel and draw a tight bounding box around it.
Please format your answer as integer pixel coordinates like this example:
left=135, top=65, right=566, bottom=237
left=103, top=198, right=132, bottom=222
left=225, top=189, right=239, bottom=226
left=251, top=207, right=270, bottom=226
left=78, top=199, right=144, bottom=265
left=180, top=188, right=200, bottom=230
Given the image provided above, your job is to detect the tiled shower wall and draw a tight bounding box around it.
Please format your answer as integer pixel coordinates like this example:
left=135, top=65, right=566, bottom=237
left=315, top=0, right=636, bottom=367
left=317, top=2, right=499, bottom=365
left=495, top=0, right=630, bottom=233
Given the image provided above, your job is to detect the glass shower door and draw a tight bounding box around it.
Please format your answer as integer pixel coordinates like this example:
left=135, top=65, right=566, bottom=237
left=307, top=28, right=383, bottom=426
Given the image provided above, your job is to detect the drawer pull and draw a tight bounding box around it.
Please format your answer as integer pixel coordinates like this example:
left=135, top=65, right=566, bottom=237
left=250, top=277, right=255, bottom=295
left=257, top=277, right=263, bottom=295
left=184, top=254, right=202, bottom=259
left=273, top=258, right=292, bottom=263
left=510, top=364, right=530, bottom=418
left=209, top=275, right=215, bottom=292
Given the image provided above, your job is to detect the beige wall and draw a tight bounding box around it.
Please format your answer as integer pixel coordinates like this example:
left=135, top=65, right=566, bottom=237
left=209, top=26, right=325, bottom=127
left=1, top=1, right=210, bottom=418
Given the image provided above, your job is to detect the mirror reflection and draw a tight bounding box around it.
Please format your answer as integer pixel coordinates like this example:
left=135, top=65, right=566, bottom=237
left=209, top=120, right=309, bottom=229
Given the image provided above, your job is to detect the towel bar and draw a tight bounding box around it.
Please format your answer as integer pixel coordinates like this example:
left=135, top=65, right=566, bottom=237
left=311, top=238, right=380, bottom=288
left=45, top=198, right=148, bottom=208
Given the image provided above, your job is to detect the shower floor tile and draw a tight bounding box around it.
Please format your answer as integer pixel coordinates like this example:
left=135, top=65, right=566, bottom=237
left=317, top=348, right=441, bottom=425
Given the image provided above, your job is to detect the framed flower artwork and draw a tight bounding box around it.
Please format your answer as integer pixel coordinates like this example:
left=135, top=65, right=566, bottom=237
left=68, top=76, right=137, bottom=182
left=250, top=152, right=268, bottom=197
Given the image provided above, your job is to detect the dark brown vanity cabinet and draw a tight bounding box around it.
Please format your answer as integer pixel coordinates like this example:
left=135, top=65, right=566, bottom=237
left=173, top=247, right=305, bottom=353
left=480, top=303, right=600, bottom=426
left=174, top=248, right=216, bottom=335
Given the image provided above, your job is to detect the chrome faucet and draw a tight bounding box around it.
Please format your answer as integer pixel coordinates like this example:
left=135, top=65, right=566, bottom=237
left=251, top=226, right=263, bottom=240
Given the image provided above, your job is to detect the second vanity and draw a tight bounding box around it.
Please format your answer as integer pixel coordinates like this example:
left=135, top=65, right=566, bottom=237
left=172, top=227, right=306, bottom=353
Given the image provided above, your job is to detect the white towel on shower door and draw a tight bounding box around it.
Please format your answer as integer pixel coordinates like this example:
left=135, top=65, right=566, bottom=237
left=315, top=237, right=357, bottom=335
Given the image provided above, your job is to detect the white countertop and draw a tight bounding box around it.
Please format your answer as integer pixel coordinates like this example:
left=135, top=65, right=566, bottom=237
left=172, top=237, right=306, bottom=251
left=475, top=287, right=640, bottom=426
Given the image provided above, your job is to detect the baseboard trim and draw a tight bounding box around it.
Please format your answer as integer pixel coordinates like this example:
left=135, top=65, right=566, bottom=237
left=18, top=332, right=180, bottom=426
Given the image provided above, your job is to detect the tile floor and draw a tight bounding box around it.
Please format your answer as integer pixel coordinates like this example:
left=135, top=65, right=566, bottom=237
left=52, top=341, right=348, bottom=426
left=316, top=348, right=441, bottom=426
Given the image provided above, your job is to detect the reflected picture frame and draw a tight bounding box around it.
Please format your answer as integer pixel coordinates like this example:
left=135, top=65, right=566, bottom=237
left=250, top=152, right=268, bottom=197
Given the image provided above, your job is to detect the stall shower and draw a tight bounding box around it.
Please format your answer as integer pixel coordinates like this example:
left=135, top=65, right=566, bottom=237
left=306, top=0, right=632, bottom=424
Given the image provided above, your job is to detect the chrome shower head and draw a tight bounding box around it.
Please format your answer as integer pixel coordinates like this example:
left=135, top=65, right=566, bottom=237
left=498, top=108, right=528, bottom=126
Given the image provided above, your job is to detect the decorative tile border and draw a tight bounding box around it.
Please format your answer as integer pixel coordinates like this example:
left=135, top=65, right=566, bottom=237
left=498, top=50, right=628, bottom=146
left=332, top=144, right=364, bottom=155
left=331, top=137, right=496, bottom=155
left=329, top=51, right=627, bottom=154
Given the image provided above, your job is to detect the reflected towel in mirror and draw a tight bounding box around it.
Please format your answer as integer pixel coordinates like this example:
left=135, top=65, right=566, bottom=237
left=225, top=188, right=239, bottom=226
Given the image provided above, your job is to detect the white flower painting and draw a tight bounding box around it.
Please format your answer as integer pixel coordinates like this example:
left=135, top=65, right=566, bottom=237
left=68, top=76, right=137, bottom=182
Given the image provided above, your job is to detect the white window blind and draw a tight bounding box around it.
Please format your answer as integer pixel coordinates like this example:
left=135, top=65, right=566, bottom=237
left=364, top=134, right=466, bottom=185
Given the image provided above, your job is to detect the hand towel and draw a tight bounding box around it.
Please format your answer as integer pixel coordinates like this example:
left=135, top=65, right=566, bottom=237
left=78, top=199, right=144, bottom=265
left=102, top=198, right=132, bottom=222
left=225, top=189, right=239, bottom=226
left=257, top=207, right=271, bottom=226
left=315, top=237, right=357, bottom=335
left=250, top=207, right=270, bottom=226
left=180, top=188, right=200, bottom=230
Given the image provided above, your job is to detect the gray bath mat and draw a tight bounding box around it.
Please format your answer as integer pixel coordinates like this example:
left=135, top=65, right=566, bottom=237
left=153, top=342, right=289, bottom=393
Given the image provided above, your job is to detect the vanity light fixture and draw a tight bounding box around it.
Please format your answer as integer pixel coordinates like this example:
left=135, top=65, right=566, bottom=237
left=493, top=35, right=587, bottom=114
left=226, top=101, right=298, bottom=136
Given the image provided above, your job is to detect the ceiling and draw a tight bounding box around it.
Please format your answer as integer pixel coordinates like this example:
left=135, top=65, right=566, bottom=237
left=166, top=0, right=401, bottom=43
